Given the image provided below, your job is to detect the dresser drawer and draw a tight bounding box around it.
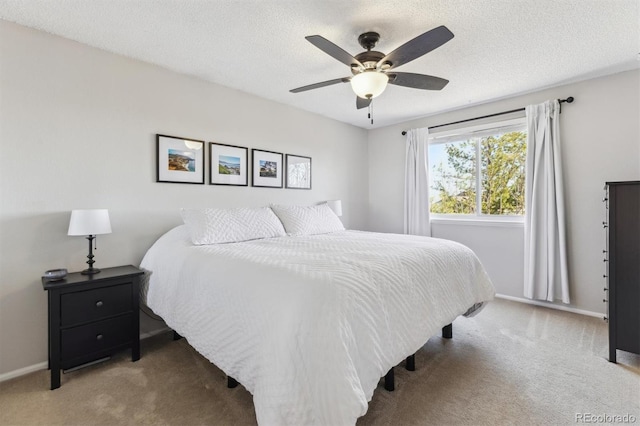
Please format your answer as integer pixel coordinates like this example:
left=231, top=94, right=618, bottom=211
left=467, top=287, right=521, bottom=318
left=61, top=283, right=132, bottom=326
left=61, top=314, right=132, bottom=363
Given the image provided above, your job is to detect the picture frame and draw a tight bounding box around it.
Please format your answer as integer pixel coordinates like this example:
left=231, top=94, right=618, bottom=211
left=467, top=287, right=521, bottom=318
left=156, top=134, right=205, bottom=184
left=209, top=142, right=248, bottom=186
left=251, top=149, right=283, bottom=188
left=285, top=154, right=312, bottom=190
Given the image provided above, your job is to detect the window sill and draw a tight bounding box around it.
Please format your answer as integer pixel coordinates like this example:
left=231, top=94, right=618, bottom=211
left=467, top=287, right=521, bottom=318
left=430, top=217, right=524, bottom=227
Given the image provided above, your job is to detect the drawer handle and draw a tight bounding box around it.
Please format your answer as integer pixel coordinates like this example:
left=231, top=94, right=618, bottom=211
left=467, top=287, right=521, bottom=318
left=96, top=301, right=104, bottom=308
left=96, top=334, right=103, bottom=341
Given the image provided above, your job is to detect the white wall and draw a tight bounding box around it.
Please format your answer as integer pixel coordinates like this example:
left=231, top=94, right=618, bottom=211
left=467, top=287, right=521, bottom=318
left=431, top=221, right=524, bottom=298
left=0, top=21, right=368, bottom=376
left=368, top=70, right=640, bottom=315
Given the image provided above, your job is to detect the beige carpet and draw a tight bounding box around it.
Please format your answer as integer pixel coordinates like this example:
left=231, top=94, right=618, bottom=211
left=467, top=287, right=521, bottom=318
left=1, top=298, right=638, bottom=425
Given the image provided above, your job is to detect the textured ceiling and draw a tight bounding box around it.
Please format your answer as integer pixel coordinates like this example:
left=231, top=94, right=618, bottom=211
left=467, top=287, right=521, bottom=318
left=1, top=0, right=638, bottom=129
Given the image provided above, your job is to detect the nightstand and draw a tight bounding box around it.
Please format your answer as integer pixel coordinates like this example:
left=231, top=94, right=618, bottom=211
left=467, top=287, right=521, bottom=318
left=42, top=265, right=144, bottom=389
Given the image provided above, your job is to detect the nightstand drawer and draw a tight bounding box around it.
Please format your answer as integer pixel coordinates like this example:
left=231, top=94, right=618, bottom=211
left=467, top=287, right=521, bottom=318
left=61, top=283, right=132, bottom=326
left=61, top=314, right=132, bottom=362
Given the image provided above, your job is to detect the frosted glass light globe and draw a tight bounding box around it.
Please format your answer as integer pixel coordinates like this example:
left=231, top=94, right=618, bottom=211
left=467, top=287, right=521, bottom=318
left=350, top=71, right=389, bottom=99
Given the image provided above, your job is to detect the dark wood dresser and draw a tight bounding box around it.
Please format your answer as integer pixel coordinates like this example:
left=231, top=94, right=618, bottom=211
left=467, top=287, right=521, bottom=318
left=604, top=181, right=640, bottom=363
left=42, top=265, right=143, bottom=389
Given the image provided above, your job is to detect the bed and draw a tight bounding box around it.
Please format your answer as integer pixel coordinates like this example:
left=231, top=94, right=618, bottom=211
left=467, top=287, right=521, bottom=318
left=139, top=205, right=495, bottom=425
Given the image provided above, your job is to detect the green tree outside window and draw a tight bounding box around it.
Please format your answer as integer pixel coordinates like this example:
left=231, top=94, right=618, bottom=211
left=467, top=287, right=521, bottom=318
left=429, top=131, right=527, bottom=215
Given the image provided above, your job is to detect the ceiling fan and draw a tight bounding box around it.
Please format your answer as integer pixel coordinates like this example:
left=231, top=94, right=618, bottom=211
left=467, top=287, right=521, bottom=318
left=290, top=26, right=455, bottom=119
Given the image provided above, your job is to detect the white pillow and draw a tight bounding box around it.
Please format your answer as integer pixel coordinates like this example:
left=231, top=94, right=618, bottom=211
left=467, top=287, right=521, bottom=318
left=270, top=203, right=345, bottom=236
left=180, top=207, right=286, bottom=245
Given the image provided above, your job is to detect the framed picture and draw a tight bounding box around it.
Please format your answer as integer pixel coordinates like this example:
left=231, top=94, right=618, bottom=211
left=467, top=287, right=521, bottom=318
left=156, top=134, right=205, bottom=184
left=285, top=154, right=312, bottom=189
left=209, top=143, right=248, bottom=186
left=252, top=149, right=283, bottom=188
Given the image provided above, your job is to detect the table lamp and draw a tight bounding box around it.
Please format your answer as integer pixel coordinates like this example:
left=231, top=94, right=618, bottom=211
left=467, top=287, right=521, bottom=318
left=68, top=209, right=112, bottom=275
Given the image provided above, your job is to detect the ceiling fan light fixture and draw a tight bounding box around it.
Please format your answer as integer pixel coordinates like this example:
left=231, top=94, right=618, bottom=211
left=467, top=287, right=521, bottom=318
left=350, top=71, right=389, bottom=99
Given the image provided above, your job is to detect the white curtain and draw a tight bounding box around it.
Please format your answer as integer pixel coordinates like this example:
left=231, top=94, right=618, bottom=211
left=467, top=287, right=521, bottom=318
left=404, top=128, right=431, bottom=236
left=524, top=100, right=570, bottom=303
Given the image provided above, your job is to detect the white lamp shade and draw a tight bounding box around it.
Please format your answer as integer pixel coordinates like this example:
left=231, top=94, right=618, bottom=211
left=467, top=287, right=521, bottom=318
left=350, top=71, right=389, bottom=99
left=68, top=209, right=112, bottom=236
left=327, top=200, right=343, bottom=217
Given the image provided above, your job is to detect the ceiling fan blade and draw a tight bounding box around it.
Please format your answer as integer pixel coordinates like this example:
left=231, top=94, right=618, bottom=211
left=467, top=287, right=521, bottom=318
left=377, top=26, right=454, bottom=70
left=290, top=77, right=351, bottom=93
left=356, top=97, right=371, bottom=110
left=387, top=72, right=449, bottom=90
left=306, top=35, right=363, bottom=68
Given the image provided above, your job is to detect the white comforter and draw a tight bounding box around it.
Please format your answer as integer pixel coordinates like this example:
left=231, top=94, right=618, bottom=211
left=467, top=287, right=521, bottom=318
left=140, top=226, right=495, bottom=425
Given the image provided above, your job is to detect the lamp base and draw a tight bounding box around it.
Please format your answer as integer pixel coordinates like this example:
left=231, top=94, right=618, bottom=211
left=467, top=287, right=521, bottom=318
left=82, top=235, right=100, bottom=275
left=81, top=268, right=101, bottom=275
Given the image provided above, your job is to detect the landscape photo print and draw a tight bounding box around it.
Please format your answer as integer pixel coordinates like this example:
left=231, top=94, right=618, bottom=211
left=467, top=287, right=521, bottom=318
left=252, top=149, right=283, bottom=188
left=156, top=134, right=205, bottom=184
left=209, top=142, right=248, bottom=186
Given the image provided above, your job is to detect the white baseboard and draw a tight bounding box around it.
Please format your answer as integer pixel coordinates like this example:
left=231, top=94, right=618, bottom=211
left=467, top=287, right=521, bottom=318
left=139, top=326, right=171, bottom=340
left=0, top=330, right=171, bottom=384
left=495, top=293, right=604, bottom=318
left=0, top=361, right=47, bottom=383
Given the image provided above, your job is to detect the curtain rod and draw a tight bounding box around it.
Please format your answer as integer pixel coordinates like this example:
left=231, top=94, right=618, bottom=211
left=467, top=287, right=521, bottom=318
left=401, top=96, right=574, bottom=136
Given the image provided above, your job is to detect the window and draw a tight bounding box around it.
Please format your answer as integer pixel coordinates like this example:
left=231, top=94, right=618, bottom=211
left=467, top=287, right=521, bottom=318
left=428, top=119, right=527, bottom=217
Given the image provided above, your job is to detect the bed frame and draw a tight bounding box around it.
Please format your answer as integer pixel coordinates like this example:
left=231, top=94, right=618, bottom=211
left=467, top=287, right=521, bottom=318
left=383, top=323, right=452, bottom=391
left=173, top=323, right=453, bottom=392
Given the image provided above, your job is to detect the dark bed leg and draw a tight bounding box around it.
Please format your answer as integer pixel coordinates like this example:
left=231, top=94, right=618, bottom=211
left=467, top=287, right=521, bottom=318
left=172, top=331, right=182, bottom=341
left=227, top=376, right=238, bottom=388
left=384, top=368, right=395, bottom=391
left=442, top=323, right=453, bottom=339
left=405, top=354, right=415, bottom=371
